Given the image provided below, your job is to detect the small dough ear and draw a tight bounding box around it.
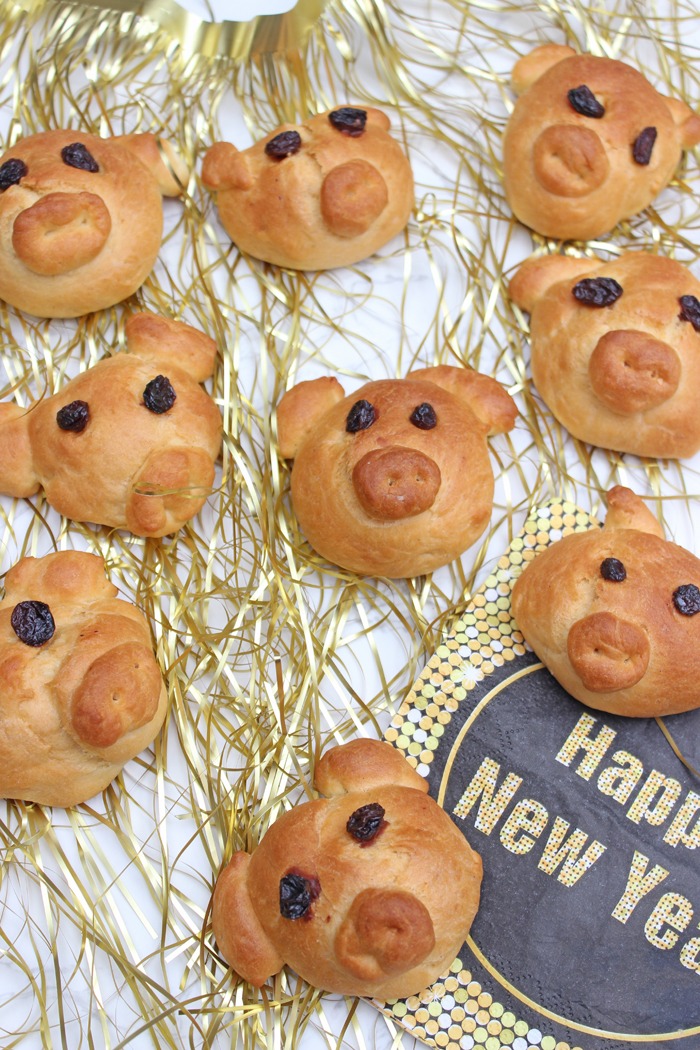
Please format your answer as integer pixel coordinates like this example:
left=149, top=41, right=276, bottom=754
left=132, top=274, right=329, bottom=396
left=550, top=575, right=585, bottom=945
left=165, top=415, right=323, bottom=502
left=276, top=377, right=345, bottom=460
left=663, top=96, right=700, bottom=148
left=407, top=365, right=517, bottom=437
left=4, top=551, right=115, bottom=603
left=125, top=312, right=218, bottom=382
left=0, top=402, right=39, bottom=498
left=511, top=44, right=576, bottom=95
left=112, top=133, right=188, bottom=197
left=509, top=255, right=597, bottom=313
left=201, top=142, right=253, bottom=191
left=314, top=739, right=428, bottom=797
left=604, top=486, right=664, bottom=538
left=364, top=106, right=392, bottom=131
left=212, top=852, right=284, bottom=986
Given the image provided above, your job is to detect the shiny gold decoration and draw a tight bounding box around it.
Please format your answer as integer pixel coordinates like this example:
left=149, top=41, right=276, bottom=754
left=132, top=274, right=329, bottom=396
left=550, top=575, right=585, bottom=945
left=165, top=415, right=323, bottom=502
left=0, top=1, right=698, bottom=1048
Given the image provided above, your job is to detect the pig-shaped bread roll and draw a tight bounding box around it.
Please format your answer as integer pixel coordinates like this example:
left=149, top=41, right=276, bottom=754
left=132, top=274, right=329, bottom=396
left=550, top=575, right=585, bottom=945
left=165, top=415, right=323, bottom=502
left=509, top=251, right=700, bottom=458
left=512, top=486, right=700, bottom=717
left=0, top=129, right=188, bottom=317
left=503, top=45, right=700, bottom=240
left=212, top=738, right=482, bottom=998
left=276, top=365, right=517, bottom=577
left=0, top=312, right=222, bottom=536
left=202, top=106, right=413, bottom=270
left=0, top=550, right=167, bottom=806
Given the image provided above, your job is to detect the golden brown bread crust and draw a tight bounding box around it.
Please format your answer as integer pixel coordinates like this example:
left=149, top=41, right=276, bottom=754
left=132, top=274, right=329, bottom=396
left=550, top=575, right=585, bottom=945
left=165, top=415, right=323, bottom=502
left=201, top=107, right=413, bottom=270
left=0, top=550, right=167, bottom=806
left=509, top=251, right=700, bottom=458
left=212, top=739, right=482, bottom=998
left=0, top=129, right=187, bottom=317
left=0, top=312, right=222, bottom=536
left=511, top=486, right=700, bottom=717
left=276, top=365, right=517, bottom=578
left=503, top=47, right=700, bottom=240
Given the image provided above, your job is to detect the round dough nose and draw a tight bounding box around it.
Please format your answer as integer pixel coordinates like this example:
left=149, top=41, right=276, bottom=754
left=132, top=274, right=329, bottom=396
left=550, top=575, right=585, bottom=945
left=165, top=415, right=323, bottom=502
left=588, top=329, right=682, bottom=414
left=12, top=191, right=112, bottom=275
left=567, top=611, right=650, bottom=693
left=352, top=446, right=441, bottom=520
left=532, top=124, right=610, bottom=197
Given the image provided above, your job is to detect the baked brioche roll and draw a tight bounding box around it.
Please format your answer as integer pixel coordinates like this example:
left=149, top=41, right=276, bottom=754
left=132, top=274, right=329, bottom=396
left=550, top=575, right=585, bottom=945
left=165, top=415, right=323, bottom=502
left=212, top=738, right=482, bottom=998
left=503, top=46, right=700, bottom=240
left=0, top=129, right=187, bottom=317
left=202, top=106, right=413, bottom=270
left=0, top=550, right=167, bottom=806
left=512, top=486, right=700, bottom=717
left=509, top=251, right=700, bottom=458
left=276, top=365, right=517, bottom=578
left=0, top=312, right=222, bottom=536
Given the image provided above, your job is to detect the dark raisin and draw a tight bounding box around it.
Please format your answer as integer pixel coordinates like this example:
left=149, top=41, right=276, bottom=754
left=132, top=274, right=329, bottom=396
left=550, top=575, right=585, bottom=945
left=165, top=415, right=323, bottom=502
left=143, top=375, right=176, bottom=414
left=600, top=557, right=626, bottom=582
left=61, top=142, right=99, bottom=173
left=679, top=295, right=700, bottom=333
left=0, top=158, right=27, bottom=191
left=409, top=403, right=437, bottom=430
left=11, top=601, right=55, bottom=646
left=632, top=126, right=657, bottom=165
left=567, top=85, right=605, bottom=119
left=347, top=802, right=385, bottom=842
left=56, top=400, right=90, bottom=433
left=329, top=107, right=367, bottom=137
left=264, top=131, right=302, bottom=159
left=572, top=277, right=623, bottom=307
left=279, top=873, right=313, bottom=919
left=346, top=399, right=376, bottom=433
left=673, top=584, right=700, bottom=616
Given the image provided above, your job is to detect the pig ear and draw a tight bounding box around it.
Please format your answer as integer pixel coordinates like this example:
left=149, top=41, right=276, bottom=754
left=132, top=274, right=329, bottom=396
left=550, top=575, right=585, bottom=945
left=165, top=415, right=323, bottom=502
left=212, top=852, right=284, bottom=986
left=314, top=739, right=429, bottom=797
left=276, top=377, right=345, bottom=460
left=604, top=486, right=664, bottom=538
left=0, top=403, right=39, bottom=498
left=407, top=365, right=517, bottom=437
left=125, top=312, right=218, bottom=382
left=112, top=133, right=188, bottom=197
left=201, top=142, right=253, bottom=191
left=509, top=255, right=598, bottom=313
left=663, top=96, right=700, bottom=148
left=511, top=44, right=576, bottom=95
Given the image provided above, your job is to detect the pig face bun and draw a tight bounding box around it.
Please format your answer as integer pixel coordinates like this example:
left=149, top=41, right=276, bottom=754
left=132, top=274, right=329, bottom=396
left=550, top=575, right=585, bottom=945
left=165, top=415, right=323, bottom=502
left=512, top=486, right=700, bottom=717
left=212, top=738, right=482, bottom=998
left=201, top=107, right=413, bottom=270
left=276, top=365, right=517, bottom=578
left=503, top=45, right=700, bottom=240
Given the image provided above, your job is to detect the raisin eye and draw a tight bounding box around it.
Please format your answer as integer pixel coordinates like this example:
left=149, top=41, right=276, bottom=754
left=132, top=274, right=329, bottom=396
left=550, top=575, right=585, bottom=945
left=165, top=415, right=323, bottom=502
left=61, top=142, right=99, bottom=173
left=279, top=873, right=313, bottom=919
left=600, top=557, right=626, bottom=582
left=143, top=375, right=176, bottom=414
left=409, top=403, right=437, bottom=430
left=567, top=85, right=605, bottom=119
left=347, top=803, right=385, bottom=842
left=56, top=400, right=90, bottom=433
left=572, top=277, right=623, bottom=307
left=329, top=108, right=367, bottom=136
left=11, top=601, right=55, bottom=646
left=265, top=131, right=302, bottom=159
left=679, top=295, right=700, bottom=333
left=673, top=584, right=700, bottom=616
left=0, top=158, right=27, bottom=191
left=632, top=127, right=657, bottom=165
left=346, top=399, right=376, bottom=433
